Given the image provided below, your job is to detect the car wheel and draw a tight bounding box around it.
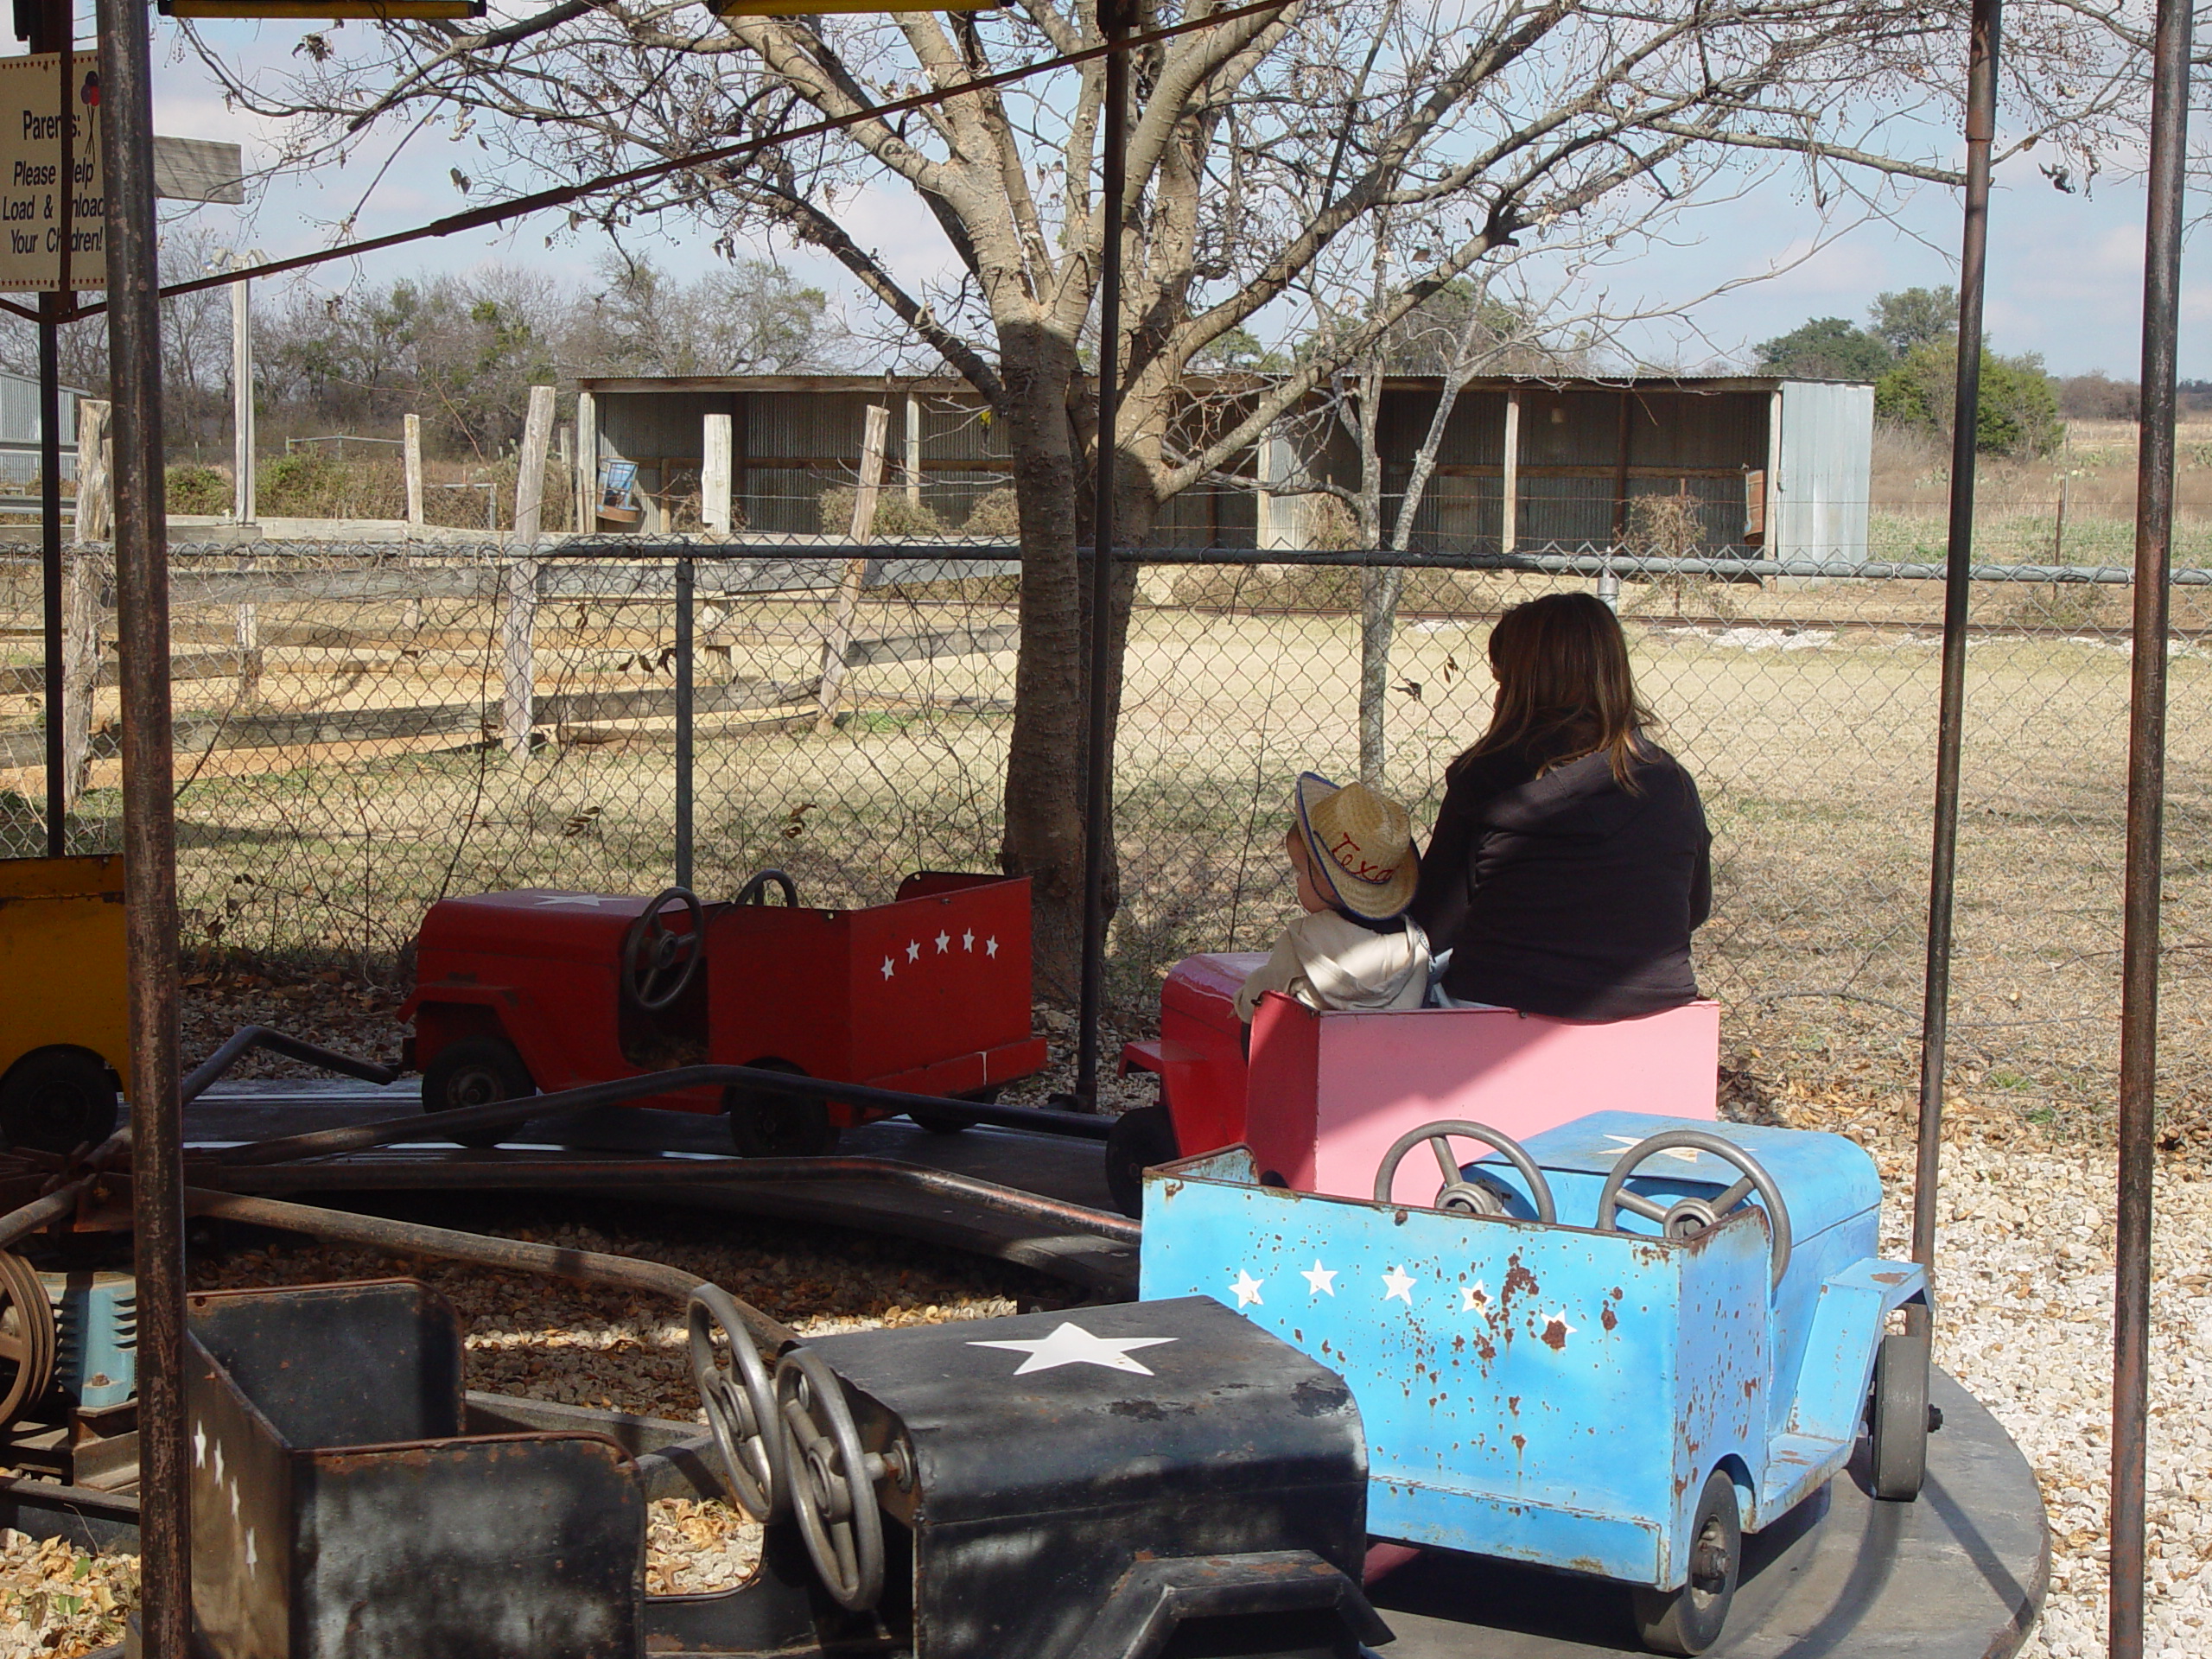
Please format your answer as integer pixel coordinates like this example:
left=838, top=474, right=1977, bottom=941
left=1105, top=1103, right=1178, bottom=1219
left=727, top=1063, right=839, bottom=1159
left=1869, top=1329, right=1930, bottom=1501
left=0, top=1046, right=120, bottom=1155
left=420, top=1036, right=534, bottom=1149
left=912, top=1084, right=1001, bottom=1135
left=1631, top=1465, right=1741, bottom=1656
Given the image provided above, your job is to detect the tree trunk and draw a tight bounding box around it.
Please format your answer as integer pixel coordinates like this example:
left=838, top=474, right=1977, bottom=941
left=1351, top=363, right=1393, bottom=785
left=995, top=321, right=1090, bottom=1000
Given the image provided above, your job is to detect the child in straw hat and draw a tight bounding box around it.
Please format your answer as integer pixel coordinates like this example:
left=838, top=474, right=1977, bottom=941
left=1234, top=773, right=1433, bottom=1022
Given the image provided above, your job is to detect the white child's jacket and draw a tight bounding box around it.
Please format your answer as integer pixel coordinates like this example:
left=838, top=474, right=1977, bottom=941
left=1234, top=912, right=1431, bottom=1021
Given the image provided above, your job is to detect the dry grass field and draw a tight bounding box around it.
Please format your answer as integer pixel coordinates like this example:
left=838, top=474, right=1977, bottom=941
left=0, top=507, right=2203, bottom=1145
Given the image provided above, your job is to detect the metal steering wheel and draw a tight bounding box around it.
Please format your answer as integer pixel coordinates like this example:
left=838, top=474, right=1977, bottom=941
left=777, top=1347, right=895, bottom=1612
left=687, top=1286, right=785, bottom=1523
left=623, top=887, right=704, bottom=1011
left=1595, top=1128, right=1793, bottom=1290
left=1372, top=1119, right=1557, bottom=1224
left=734, top=869, right=800, bottom=907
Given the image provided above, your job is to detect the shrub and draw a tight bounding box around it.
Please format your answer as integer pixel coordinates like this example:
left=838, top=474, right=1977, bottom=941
left=1302, top=493, right=1363, bottom=551
left=818, top=484, right=944, bottom=538
left=165, top=464, right=231, bottom=515
left=962, top=486, right=1020, bottom=537
left=1875, top=344, right=2063, bottom=459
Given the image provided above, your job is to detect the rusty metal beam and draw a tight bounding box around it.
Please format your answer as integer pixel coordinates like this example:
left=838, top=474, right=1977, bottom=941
left=188, top=1153, right=1141, bottom=1246
left=2111, top=1, right=2191, bottom=1652
left=208, top=1061, right=1109, bottom=1170
left=181, top=1187, right=799, bottom=1351
left=1911, top=0, right=2001, bottom=1298
left=94, top=0, right=189, bottom=1646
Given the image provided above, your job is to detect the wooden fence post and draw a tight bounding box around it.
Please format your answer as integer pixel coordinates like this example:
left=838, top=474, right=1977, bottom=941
left=575, top=391, right=596, bottom=533
left=816, top=404, right=889, bottom=733
left=234, top=601, right=260, bottom=704
left=499, top=557, right=537, bottom=759
left=513, top=385, right=556, bottom=545
left=502, top=385, right=556, bottom=758
left=74, top=399, right=111, bottom=542
left=60, top=545, right=105, bottom=806
left=702, top=413, right=734, bottom=536
left=404, top=413, right=424, bottom=531
left=904, top=391, right=922, bottom=511
left=1501, top=390, right=1522, bottom=555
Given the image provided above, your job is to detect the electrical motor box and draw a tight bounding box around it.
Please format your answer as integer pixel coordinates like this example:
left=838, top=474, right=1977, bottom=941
left=40, top=1270, right=137, bottom=1410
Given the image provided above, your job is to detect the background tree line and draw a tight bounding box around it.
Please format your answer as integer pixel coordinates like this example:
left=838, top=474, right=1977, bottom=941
left=1755, top=284, right=2187, bottom=460
left=0, top=234, right=848, bottom=464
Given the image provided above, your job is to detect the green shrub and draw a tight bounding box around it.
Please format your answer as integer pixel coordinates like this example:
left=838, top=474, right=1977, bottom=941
left=1875, top=344, right=2063, bottom=459
left=166, top=464, right=231, bottom=515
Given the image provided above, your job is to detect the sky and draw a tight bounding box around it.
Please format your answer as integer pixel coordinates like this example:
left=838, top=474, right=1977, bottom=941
left=129, top=14, right=2210, bottom=383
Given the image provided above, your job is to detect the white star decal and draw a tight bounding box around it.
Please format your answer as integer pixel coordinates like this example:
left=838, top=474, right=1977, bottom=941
left=1603, top=1134, right=1705, bottom=1164
left=906, top=938, right=922, bottom=963
left=213, top=1443, right=225, bottom=1487
left=1229, top=1269, right=1265, bottom=1307
left=1541, top=1308, right=1579, bottom=1339
left=969, top=1321, right=1179, bottom=1376
left=193, top=1423, right=206, bottom=1468
left=1462, top=1281, right=1490, bottom=1311
left=935, top=931, right=951, bottom=953
left=244, top=1528, right=257, bottom=1574
left=1301, top=1260, right=1338, bottom=1296
left=229, top=1480, right=240, bottom=1521
left=532, top=893, right=618, bottom=908
left=986, top=936, right=1000, bottom=957
left=881, top=957, right=896, bottom=980
left=1381, top=1265, right=1417, bottom=1305
left=962, top=929, right=976, bottom=951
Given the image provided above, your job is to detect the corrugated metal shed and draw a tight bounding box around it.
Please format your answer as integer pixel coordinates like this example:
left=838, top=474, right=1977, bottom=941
left=1771, top=381, right=1874, bottom=561
left=577, top=372, right=1870, bottom=557
left=0, top=366, right=79, bottom=486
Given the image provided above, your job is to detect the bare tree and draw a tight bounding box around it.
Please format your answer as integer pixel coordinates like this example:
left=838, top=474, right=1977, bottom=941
left=185, top=0, right=2126, bottom=993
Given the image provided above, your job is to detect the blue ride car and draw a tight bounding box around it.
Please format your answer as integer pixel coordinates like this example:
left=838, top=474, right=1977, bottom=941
left=1139, top=1110, right=1932, bottom=1655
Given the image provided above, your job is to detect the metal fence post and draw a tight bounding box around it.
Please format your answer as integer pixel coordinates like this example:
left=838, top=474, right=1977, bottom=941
left=2112, top=3, right=2191, bottom=1653
left=676, top=556, right=695, bottom=891
left=1076, top=0, right=1131, bottom=1107
left=1910, top=0, right=2001, bottom=1301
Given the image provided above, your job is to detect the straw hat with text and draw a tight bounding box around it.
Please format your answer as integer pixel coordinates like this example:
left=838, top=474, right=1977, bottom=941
left=1292, top=772, right=1420, bottom=921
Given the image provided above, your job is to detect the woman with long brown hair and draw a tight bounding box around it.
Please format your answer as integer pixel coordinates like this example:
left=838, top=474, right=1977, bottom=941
left=1408, top=592, right=1711, bottom=1018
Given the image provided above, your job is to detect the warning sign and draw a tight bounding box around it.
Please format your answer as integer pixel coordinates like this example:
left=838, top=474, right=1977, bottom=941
left=0, top=52, right=103, bottom=294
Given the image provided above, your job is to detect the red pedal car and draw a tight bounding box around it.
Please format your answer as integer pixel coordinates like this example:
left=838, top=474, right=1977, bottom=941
left=401, top=870, right=1048, bottom=1155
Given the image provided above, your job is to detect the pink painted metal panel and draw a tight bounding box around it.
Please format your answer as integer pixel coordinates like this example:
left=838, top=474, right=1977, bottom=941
left=1247, top=1000, right=1707, bottom=1211
left=1140, top=953, right=1720, bottom=1206
left=1274, top=1001, right=1721, bottom=1205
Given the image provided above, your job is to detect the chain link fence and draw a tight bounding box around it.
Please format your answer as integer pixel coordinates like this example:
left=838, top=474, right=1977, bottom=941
left=1, top=531, right=2205, bottom=1136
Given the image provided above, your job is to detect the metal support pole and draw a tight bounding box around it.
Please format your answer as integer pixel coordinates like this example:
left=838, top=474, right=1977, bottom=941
left=38, top=294, right=62, bottom=855
left=229, top=258, right=254, bottom=524
left=29, top=0, right=67, bottom=857
left=2112, top=4, right=2190, bottom=1653
left=1910, top=0, right=2001, bottom=1295
left=1074, top=0, right=1128, bottom=1107
left=675, top=556, right=695, bottom=892
left=93, top=0, right=188, bottom=1647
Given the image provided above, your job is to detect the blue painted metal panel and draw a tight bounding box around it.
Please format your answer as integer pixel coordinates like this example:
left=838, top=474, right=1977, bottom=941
left=1142, top=1167, right=1767, bottom=1586
left=1141, top=1110, right=1923, bottom=1594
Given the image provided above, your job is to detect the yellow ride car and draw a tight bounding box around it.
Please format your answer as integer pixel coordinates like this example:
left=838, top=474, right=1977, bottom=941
left=0, top=855, right=126, bottom=1153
